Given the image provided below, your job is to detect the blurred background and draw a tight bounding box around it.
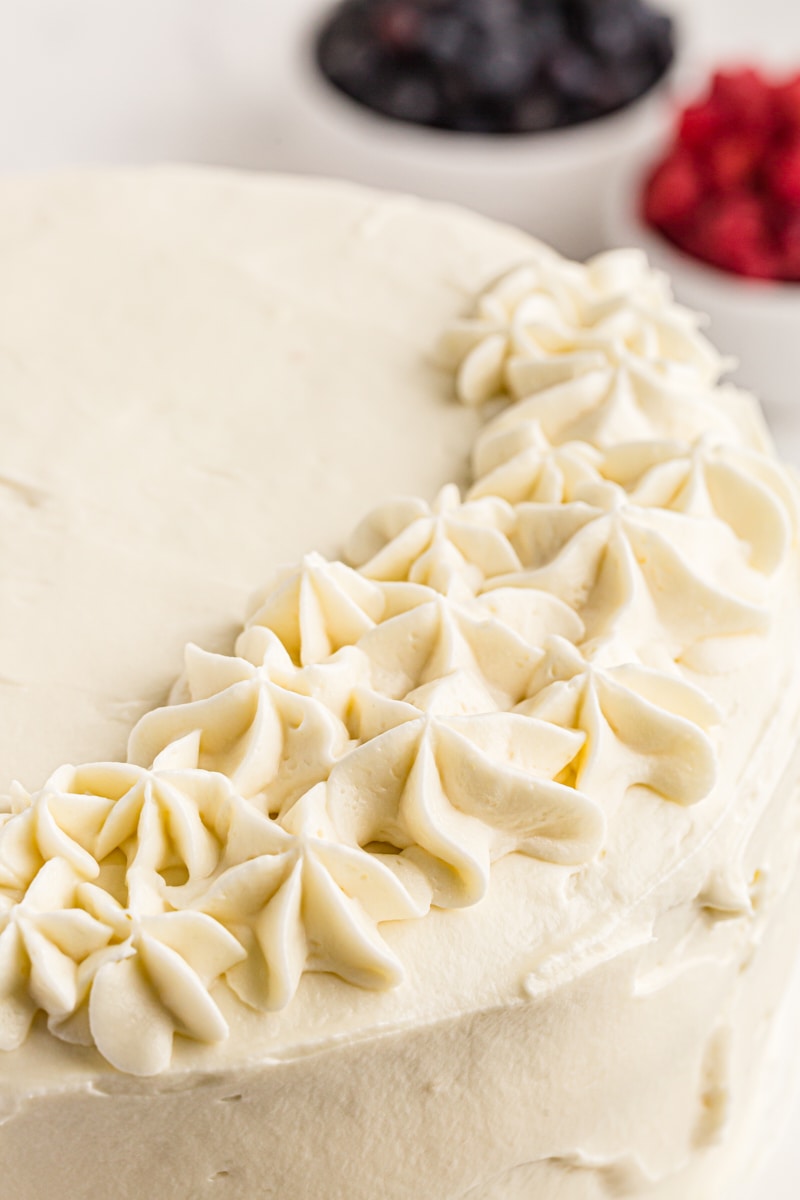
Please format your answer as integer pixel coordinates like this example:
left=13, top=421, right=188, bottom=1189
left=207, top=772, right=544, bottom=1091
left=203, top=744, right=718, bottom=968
left=0, top=0, right=793, bottom=172
left=1, top=0, right=798, bottom=453
left=0, top=1, right=798, bottom=1196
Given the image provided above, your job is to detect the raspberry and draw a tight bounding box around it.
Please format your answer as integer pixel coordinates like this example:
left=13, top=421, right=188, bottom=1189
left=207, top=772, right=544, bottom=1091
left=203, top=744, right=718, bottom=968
left=767, top=140, right=800, bottom=207
left=706, top=133, right=760, bottom=191
left=644, top=65, right=800, bottom=281
left=711, top=68, right=773, bottom=132
left=678, top=100, right=727, bottom=150
left=780, top=212, right=800, bottom=279
left=643, top=152, right=703, bottom=228
left=776, top=75, right=800, bottom=132
left=693, top=194, right=777, bottom=278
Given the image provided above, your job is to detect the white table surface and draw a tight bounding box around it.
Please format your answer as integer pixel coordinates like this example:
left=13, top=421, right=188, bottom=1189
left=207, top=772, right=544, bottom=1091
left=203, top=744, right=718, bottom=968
left=1, top=2, right=799, bottom=1195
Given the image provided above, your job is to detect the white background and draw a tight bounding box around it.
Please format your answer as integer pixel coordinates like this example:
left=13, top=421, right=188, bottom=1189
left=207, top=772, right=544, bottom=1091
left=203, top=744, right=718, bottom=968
left=0, top=2, right=799, bottom=1195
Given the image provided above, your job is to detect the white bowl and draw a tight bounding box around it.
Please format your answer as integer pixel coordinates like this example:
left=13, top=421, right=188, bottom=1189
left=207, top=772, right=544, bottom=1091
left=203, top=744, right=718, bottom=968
left=281, top=3, right=683, bottom=261
left=605, top=154, right=800, bottom=418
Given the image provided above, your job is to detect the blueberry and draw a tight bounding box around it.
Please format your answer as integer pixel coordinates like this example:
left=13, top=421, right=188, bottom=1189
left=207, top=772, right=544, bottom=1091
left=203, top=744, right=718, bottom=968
left=548, top=45, right=604, bottom=103
left=646, top=12, right=675, bottom=70
left=512, top=89, right=564, bottom=132
left=421, top=12, right=471, bottom=67
left=380, top=70, right=443, bottom=124
left=583, top=8, right=640, bottom=60
left=371, top=1, right=422, bottom=51
left=466, top=30, right=539, bottom=98
left=526, top=8, right=568, bottom=55
left=315, top=0, right=674, bottom=135
left=318, top=29, right=380, bottom=92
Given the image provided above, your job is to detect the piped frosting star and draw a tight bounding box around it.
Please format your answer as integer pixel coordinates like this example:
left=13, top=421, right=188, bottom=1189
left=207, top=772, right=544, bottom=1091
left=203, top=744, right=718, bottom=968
left=182, top=782, right=428, bottom=1013
left=128, top=629, right=363, bottom=810
left=485, top=481, right=770, bottom=670
left=327, top=706, right=601, bottom=907
left=517, top=637, right=720, bottom=808
left=601, top=436, right=798, bottom=574
left=345, top=484, right=520, bottom=592
left=245, top=553, right=386, bottom=667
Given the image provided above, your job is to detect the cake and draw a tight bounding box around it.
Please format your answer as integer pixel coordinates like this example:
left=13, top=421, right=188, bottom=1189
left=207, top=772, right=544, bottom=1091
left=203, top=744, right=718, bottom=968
left=0, top=167, right=799, bottom=1200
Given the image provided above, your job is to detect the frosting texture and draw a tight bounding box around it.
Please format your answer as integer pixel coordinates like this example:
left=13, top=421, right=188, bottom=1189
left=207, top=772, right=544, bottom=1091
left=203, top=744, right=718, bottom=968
left=1, top=242, right=798, bottom=1078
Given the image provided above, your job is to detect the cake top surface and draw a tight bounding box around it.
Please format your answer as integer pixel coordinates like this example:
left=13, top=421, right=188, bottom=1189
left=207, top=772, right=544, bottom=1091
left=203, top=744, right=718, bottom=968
left=0, top=167, right=798, bottom=1083
left=0, top=167, right=533, bottom=794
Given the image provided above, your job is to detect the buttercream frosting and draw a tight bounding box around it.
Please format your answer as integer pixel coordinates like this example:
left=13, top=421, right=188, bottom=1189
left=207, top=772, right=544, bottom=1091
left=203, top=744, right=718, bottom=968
left=0, top=215, right=798, bottom=1083
left=0, top=170, right=799, bottom=1200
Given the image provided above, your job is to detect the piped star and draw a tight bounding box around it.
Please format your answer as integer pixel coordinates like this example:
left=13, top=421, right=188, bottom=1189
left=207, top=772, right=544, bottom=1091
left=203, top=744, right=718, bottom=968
left=184, top=783, right=428, bottom=1013
left=517, top=636, right=720, bottom=807
left=0, top=770, right=109, bottom=899
left=355, top=589, right=561, bottom=710
left=485, top=481, right=770, bottom=671
left=89, top=736, right=228, bottom=905
left=327, top=707, right=601, bottom=907
left=345, top=484, right=520, bottom=593
left=128, top=629, right=363, bottom=810
left=601, top=436, right=797, bottom=574
left=469, top=418, right=603, bottom=505
left=245, top=552, right=386, bottom=666
left=438, top=252, right=730, bottom=427
left=69, top=882, right=245, bottom=1076
left=0, top=858, right=112, bottom=1051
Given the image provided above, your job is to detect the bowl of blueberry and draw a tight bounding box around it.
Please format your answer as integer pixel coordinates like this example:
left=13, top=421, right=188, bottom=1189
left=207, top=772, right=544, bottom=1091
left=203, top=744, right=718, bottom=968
left=291, top=0, right=678, bottom=258
left=607, top=66, right=800, bottom=414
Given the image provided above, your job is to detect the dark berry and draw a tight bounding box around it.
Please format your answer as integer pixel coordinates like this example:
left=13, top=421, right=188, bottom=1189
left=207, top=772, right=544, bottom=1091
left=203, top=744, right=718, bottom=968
left=421, top=12, right=471, bottom=68
left=315, top=0, right=674, bottom=135
left=549, top=46, right=605, bottom=105
left=380, top=69, right=443, bottom=124
left=512, top=90, right=563, bottom=133
left=371, top=2, right=422, bottom=51
left=467, top=32, right=538, bottom=99
left=581, top=1, right=640, bottom=61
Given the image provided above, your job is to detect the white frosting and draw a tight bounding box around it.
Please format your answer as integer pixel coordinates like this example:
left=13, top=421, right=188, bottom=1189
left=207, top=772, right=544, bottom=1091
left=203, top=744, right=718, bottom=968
left=0, top=170, right=799, bottom=1199
left=440, top=250, right=772, bottom=452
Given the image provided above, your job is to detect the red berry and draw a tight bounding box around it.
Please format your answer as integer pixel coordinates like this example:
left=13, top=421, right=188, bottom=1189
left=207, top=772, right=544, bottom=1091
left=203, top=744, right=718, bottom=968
left=767, top=140, right=800, bottom=207
left=643, top=152, right=704, bottom=229
left=779, top=211, right=800, bottom=279
left=707, top=133, right=760, bottom=190
left=678, top=100, right=727, bottom=150
left=642, top=64, right=800, bottom=279
left=694, top=193, right=775, bottom=276
left=777, top=211, right=800, bottom=278
left=776, top=75, right=800, bottom=133
left=711, top=68, right=773, bottom=131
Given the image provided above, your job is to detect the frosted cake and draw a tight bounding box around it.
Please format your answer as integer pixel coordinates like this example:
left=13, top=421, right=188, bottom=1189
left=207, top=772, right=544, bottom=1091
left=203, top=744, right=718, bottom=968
left=0, top=169, right=798, bottom=1200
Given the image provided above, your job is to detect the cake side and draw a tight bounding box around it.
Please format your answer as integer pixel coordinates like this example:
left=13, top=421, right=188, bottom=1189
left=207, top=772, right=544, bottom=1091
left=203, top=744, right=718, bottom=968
left=2, top=736, right=799, bottom=1200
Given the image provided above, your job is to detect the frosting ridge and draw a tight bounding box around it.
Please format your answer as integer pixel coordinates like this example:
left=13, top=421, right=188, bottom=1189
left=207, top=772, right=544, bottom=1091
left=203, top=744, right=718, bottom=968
left=1, top=241, right=798, bottom=1075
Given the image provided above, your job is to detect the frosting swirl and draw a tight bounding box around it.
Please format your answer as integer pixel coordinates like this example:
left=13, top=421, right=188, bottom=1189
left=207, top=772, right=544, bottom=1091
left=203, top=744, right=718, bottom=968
left=0, top=245, right=795, bottom=1075
left=441, top=253, right=771, bottom=452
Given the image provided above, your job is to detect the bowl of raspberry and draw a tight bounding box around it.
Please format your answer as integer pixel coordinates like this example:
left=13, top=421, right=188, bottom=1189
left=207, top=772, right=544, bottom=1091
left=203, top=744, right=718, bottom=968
left=290, top=0, right=678, bottom=259
left=607, top=67, right=800, bottom=414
